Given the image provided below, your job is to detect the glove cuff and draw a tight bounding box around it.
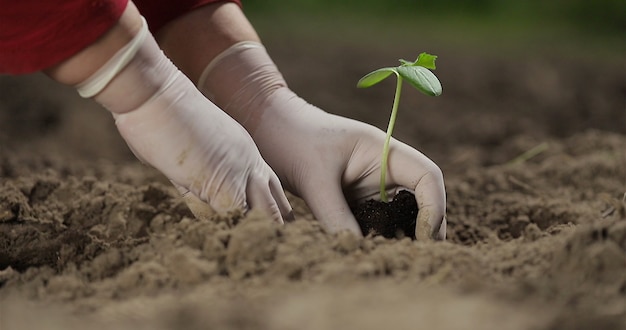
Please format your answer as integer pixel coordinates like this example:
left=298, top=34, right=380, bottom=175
left=197, top=41, right=265, bottom=88
left=195, top=40, right=288, bottom=129
left=75, top=17, right=149, bottom=98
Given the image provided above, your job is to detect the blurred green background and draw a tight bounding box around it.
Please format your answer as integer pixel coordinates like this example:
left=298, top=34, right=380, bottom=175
left=243, top=0, right=625, bottom=35
left=242, top=0, right=625, bottom=56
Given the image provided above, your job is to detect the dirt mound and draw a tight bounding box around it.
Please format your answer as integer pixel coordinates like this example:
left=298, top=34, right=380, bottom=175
left=1, top=130, right=624, bottom=329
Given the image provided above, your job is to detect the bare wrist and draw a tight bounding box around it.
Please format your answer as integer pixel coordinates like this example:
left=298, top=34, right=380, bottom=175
left=44, top=2, right=143, bottom=86
left=155, top=2, right=260, bottom=84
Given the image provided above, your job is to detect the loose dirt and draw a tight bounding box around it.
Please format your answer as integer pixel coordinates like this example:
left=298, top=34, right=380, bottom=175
left=1, top=18, right=625, bottom=330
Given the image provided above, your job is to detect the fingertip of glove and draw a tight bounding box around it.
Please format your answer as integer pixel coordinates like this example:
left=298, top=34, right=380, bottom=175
left=284, top=209, right=295, bottom=222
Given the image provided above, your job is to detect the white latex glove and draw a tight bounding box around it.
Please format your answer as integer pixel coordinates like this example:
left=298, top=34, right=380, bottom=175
left=75, top=21, right=292, bottom=223
left=198, top=42, right=446, bottom=239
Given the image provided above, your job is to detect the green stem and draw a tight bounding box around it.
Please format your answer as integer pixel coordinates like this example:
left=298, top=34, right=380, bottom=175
left=380, top=74, right=402, bottom=202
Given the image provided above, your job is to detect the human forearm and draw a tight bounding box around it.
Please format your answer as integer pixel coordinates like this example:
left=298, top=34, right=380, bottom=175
left=44, top=2, right=143, bottom=87
left=154, top=2, right=259, bottom=84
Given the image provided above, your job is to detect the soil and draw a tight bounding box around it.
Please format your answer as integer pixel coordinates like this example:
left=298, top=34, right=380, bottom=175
left=352, top=190, right=419, bottom=239
left=1, top=17, right=625, bottom=330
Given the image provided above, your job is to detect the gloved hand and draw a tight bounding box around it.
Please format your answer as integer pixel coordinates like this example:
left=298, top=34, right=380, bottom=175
left=74, top=21, right=292, bottom=223
left=197, top=42, right=446, bottom=239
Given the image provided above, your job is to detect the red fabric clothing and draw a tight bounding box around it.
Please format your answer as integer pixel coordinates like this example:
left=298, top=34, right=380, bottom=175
left=0, top=0, right=128, bottom=75
left=134, top=0, right=242, bottom=34
left=0, top=0, right=241, bottom=75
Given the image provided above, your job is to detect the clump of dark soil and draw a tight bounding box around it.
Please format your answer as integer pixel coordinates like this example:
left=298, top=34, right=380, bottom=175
left=351, top=190, right=418, bottom=239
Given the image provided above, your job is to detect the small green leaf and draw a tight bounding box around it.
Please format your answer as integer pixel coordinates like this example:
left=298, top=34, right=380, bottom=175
left=415, top=52, right=438, bottom=70
left=357, top=67, right=397, bottom=88
left=396, top=66, right=442, bottom=96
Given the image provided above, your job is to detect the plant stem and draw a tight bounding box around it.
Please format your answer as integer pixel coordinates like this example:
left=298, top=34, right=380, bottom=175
left=380, top=74, right=403, bottom=202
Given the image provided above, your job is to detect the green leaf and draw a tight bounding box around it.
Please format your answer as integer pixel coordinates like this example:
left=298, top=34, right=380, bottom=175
left=415, top=52, right=438, bottom=70
left=396, top=66, right=442, bottom=96
left=399, top=53, right=438, bottom=70
left=357, top=67, right=397, bottom=88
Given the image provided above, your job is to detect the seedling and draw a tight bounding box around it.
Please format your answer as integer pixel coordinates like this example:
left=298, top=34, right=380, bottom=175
left=357, top=52, right=442, bottom=202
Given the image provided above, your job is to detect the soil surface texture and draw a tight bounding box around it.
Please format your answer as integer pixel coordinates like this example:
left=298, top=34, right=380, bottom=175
left=1, top=17, right=625, bottom=330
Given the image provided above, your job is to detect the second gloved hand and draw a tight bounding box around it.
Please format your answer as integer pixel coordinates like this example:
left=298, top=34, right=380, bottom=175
left=198, top=42, right=446, bottom=239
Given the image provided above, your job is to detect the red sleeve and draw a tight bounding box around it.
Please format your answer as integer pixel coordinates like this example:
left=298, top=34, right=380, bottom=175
left=0, top=0, right=128, bottom=75
left=133, top=0, right=242, bottom=34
